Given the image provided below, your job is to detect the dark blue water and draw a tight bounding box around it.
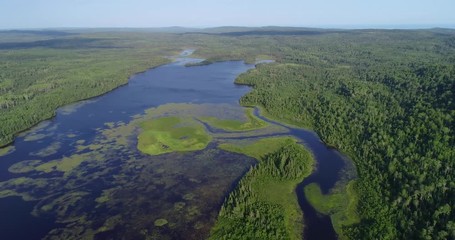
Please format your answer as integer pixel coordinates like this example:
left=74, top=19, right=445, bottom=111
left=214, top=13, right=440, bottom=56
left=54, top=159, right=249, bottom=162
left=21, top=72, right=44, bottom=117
left=0, top=197, right=58, bottom=240
left=0, top=60, right=253, bottom=182
left=0, top=56, right=350, bottom=240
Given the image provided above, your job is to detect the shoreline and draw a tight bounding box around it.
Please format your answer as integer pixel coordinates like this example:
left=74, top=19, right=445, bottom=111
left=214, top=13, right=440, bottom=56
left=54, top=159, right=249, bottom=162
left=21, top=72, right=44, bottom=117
left=0, top=59, right=173, bottom=149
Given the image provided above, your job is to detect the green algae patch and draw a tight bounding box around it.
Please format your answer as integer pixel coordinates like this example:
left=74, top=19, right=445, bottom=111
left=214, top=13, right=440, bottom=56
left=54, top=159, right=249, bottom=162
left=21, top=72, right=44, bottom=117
left=59, top=100, right=96, bottom=115
left=30, top=141, right=61, bottom=157
left=218, top=136, right=297, bottom=160
left=137, top=116, right=212, bottom=155
left=154, top=218, right=168, bottom=227
left=0, top=189, right=21, bottom=199
left=8, top=160, right=43, bottom=173
left=96, top=215, right=122, bottom=234
left=174, top=202, right=186, bottom=211
left=95, top=188, right=119, bottom=204
left=304, top=181, right=359, bottom=239
left=23, top=133, right=48, bottom=142
left=35, top=191, right=90, bottom=217
left=199, top=108, right=268, bottom=131
left=0, top=145, right=15, bottom=157
left=34, top=152, right=104, bottom=175
left=36, top=155, right=86, bottom=173
left=0, top=177, right=54, bottom=201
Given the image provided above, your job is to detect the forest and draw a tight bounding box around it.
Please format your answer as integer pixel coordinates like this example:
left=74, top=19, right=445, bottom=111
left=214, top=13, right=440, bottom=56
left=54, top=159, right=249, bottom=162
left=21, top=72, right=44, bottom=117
left=0, top=27, right=454, bottom=239
left=232, top=31, right=455, bottom=239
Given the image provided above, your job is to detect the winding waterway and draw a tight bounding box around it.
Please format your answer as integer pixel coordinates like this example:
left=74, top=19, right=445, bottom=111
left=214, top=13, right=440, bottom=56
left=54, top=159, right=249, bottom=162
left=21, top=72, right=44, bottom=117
left=0, top=51, right=352, bottom=239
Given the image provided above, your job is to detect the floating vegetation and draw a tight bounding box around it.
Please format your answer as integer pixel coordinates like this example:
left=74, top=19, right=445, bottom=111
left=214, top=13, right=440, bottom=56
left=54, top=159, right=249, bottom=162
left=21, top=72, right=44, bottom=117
left=183, top=193, right=196, bottom=201
left=35, top=153, right=100, bottom=174
left=45, top=123, right=59, bottom=133
left=34, top=191, right=90, bottom=217
left=0, top=177, right=57, bottom=201
left=23, top=133, right=48, bottom=142
left=104, top=122, right=116, bottom=128
left=21, top=121, right=52, bottom=134
left=154, top=219, right=169, bottom=227
left=18, top=122, right=59, bottom=142
left=95, top=187, right=120, bottom=204
left=59, top=100, right=96, bottom=115
left=174, top=202, right=186, bottom=211
left=0, top=145, right=15, bottom=157
left=30, top=142, right=61, bottom=157
left=8, top=160, right=42, bottom=173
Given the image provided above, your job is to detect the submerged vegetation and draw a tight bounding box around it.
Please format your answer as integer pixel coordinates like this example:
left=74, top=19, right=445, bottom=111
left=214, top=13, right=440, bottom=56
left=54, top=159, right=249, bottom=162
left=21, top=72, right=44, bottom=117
left=211, top=141, right=314, bottom=240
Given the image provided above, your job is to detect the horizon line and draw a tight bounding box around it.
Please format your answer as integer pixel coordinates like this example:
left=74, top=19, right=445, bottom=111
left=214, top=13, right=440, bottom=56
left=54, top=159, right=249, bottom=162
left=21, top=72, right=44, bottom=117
left=1, top=24, right=455, bottom=31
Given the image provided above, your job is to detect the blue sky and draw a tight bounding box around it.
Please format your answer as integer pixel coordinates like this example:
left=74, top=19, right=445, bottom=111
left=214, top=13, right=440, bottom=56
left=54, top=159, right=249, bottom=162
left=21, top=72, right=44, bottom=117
left=1, top=0, right=454, bottom=29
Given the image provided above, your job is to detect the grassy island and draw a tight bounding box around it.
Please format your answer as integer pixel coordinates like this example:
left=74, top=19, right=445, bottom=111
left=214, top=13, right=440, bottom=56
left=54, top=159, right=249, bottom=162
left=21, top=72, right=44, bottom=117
left=137, top=116, right=212, bottom=155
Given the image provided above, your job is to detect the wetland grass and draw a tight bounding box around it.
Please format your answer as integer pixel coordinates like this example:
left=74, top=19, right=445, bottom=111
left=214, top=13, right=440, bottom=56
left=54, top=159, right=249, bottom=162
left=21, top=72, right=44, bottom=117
left=137, top=116, right=212, bottom=155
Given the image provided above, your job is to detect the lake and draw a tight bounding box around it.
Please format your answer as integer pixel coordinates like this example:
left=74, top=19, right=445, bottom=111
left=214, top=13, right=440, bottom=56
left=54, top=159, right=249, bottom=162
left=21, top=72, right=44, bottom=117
left=0, top=52, right=352, bottom=239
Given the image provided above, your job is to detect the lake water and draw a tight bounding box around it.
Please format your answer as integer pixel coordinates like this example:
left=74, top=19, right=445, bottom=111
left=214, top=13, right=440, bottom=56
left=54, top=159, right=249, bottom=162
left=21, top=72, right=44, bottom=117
left=0, top=53, right=351, bottom=239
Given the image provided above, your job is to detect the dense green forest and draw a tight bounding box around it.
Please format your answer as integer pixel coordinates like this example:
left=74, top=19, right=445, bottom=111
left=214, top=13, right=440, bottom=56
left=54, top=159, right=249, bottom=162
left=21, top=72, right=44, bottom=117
left=1, top=28, right=454, bottom=239
left=232, top=31, right=455, bottom=239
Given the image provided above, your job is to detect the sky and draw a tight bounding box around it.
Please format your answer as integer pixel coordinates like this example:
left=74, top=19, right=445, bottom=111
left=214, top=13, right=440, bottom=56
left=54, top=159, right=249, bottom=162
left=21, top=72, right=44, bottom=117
left=0, top=0, right=454, bottom=29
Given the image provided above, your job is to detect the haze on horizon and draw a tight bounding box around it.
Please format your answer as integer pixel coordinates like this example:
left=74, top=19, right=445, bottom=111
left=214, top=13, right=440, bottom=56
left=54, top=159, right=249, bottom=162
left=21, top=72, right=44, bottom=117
left=1, top=0, right=455, bottom=29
